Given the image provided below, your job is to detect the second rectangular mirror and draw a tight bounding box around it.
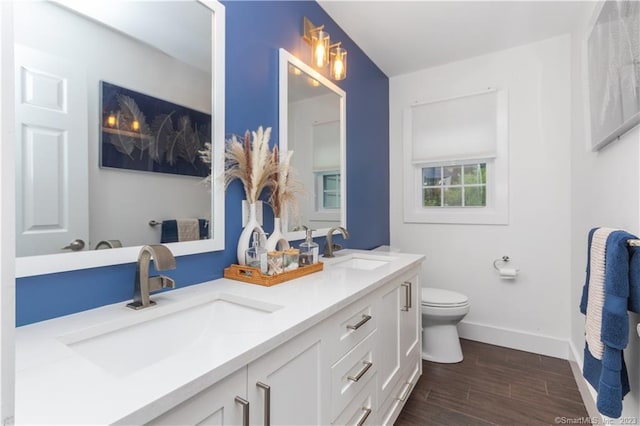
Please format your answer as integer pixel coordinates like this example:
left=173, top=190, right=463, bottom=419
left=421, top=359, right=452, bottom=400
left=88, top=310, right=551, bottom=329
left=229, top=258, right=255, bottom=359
left=278, top=48, right=346, bottom=240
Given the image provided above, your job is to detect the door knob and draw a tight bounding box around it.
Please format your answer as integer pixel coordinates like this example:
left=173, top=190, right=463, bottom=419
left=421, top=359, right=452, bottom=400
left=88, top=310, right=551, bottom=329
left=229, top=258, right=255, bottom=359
left=62, top=239, right=85, bottom=251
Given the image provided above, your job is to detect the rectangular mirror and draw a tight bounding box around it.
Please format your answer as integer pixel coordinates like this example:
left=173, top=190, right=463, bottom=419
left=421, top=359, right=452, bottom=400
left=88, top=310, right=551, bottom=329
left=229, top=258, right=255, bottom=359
left=278, top=48, right=346, bottom=240
left=13, top=0, right=225, bottom=277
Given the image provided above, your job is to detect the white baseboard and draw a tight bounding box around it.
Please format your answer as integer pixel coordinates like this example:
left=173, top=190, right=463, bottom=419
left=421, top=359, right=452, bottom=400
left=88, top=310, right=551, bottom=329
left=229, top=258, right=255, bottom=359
left=458, top=320, right=569, bottom=359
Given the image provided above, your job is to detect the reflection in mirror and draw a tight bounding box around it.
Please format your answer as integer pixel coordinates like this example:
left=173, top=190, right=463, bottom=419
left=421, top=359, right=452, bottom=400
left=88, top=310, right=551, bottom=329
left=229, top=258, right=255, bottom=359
left=13, top=0, right=225, bottom=276
left=278, top=48, right=346, bottom=240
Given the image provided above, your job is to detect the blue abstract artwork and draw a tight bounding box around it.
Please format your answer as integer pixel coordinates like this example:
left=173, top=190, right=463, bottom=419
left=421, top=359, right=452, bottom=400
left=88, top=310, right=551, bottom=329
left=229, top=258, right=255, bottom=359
left=100, top=81, right=211, bottom=177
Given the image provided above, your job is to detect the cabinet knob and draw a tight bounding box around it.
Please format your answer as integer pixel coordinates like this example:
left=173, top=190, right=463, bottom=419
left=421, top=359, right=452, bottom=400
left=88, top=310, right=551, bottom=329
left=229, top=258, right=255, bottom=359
left=347, top=361, right=373, bottom=382
left=356, top=407, right=372, bottom=426
left=235, top=396, right=249, bottom=426
left=256, top=382, right=271, bottom=426
left=346, top=314, right=372, bottom=330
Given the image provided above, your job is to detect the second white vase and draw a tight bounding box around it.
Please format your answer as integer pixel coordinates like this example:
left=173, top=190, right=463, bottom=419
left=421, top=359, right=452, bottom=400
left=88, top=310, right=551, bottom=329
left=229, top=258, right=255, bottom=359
left=266, top=217, right=290, bottom=252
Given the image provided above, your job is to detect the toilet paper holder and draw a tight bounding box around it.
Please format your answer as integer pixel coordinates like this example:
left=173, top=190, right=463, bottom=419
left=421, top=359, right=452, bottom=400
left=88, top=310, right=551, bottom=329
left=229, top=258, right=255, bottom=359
left=493, top=255, right=519, bottom=279
left=493, top=255, right=510, bottom=270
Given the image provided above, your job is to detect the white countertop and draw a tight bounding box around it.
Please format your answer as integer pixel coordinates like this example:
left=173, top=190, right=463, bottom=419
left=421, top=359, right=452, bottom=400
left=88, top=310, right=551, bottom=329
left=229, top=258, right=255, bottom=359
left=15, top=250, right=424, bottom=425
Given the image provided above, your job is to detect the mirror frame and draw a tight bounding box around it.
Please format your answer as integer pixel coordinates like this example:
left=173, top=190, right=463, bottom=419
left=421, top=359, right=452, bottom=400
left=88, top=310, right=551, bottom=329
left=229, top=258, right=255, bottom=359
left=278, top=48, right=347, bottom=241
left=13, top=0, right=226, bottom=277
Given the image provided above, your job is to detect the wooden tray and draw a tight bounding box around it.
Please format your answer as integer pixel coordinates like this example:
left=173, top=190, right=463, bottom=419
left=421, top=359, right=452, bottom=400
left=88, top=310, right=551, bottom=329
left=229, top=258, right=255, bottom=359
left=223, top=262, right=324, bottom=287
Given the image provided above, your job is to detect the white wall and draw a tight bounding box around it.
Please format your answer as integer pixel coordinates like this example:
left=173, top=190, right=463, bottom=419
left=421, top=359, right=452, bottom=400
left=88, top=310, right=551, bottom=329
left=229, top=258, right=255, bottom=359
left=390, top=35, right=572, bottom=358
left=14, top=2, right=211, bottom=249
left=569, top=2, right=640, bottom=421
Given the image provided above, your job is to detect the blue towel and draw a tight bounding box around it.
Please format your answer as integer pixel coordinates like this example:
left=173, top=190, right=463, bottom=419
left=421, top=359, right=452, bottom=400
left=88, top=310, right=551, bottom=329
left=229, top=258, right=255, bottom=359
left=160, top=219, right=209, bottom=243
left=580, top=228, right=639, bottom=418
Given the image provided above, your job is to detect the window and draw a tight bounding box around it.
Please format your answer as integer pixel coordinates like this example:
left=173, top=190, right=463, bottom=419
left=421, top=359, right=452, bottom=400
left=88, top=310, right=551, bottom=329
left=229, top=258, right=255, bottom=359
left=316, top=171, right=340, bottom=210
left=422, top=162, right=486, bottom=207
left=403, top=89, right=508, bottom=225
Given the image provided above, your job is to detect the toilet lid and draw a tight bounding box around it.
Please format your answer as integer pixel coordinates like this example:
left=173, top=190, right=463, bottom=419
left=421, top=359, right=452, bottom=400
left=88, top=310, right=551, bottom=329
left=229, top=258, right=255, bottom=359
left=421, top=288, right=469, bottom=307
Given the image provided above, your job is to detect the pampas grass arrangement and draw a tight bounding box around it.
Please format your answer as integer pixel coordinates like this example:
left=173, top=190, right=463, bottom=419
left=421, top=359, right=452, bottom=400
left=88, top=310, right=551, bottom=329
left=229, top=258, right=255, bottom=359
left=225, top=126, right=275, bottom=203
left=269, top=145, right=303, bottom=220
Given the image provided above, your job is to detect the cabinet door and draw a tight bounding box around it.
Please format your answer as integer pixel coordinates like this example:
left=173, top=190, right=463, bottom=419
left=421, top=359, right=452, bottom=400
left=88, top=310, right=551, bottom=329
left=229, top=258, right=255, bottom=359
left=148, top=367, right=247, bottom=426
left=376, top=282, right=401, bottom=405
left=400, top=275, right=420, bottom=364
left=247, top=329, right=327, bottom=426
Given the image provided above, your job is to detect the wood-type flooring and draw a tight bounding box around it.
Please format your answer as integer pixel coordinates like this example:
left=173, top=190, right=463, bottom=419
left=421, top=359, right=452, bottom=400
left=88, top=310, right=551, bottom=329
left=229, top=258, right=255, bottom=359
left=395, top=339, right=591, bottom=425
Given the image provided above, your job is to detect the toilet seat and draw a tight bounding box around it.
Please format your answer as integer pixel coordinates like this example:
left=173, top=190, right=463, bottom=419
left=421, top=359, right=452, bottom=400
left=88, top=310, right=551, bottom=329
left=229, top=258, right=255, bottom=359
left=421, top=288, right=469, bottom=308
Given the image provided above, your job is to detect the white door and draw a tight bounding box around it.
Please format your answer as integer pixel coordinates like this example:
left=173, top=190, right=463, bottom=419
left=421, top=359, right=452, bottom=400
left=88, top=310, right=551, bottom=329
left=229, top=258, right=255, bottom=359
left=14, top=45, right=88, bottom=257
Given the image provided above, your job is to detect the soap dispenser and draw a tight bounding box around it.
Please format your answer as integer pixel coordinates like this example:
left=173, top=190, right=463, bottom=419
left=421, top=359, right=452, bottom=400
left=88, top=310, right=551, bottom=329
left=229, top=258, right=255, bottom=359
left=299, top=229, right=319, bottom=266
left=245, top=231, right=268, bottom=274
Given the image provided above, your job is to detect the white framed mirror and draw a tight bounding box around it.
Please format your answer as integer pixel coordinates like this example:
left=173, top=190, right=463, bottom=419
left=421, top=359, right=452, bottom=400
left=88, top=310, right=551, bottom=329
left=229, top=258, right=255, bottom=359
left=278, top=48, right=346, bottom=241
left=13, top=0, right=225, bottom=277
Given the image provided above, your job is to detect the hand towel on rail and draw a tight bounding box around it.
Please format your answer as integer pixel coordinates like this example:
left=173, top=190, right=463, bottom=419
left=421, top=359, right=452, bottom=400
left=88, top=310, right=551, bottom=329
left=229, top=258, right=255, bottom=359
left=583, top=227, right=616, bottom=359
left=580, top=228, right=639, bottom=418
left=160, top=219, right=208, bottom=243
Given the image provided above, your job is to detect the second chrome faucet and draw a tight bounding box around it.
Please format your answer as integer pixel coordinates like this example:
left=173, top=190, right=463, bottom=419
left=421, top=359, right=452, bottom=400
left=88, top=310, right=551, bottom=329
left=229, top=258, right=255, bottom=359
left=323, top=226, right=350, bottom=258
left=127, top=245, right=176, bottom=310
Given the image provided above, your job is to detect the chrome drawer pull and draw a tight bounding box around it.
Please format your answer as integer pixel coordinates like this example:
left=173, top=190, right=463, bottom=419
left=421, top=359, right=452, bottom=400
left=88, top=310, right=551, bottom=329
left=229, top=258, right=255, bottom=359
left=234, top=396, right=250, bottom=426
left=397, top=382, right=412, bottom=402
left=356, top=407, right=372, bottom=426
left=347, top=361, right=373, bottom=382
left=256, top=382, right=271, bottom=426
left=347, top=314, right=372, bottom=330
left=401, top=282, right=410, bottom=311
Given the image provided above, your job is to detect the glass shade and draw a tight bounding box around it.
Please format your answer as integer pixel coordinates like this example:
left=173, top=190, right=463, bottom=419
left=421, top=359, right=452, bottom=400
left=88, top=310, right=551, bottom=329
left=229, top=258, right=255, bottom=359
left=330, top=46, right=347, bottom=80
left=312, top=29, right=330, bottom=68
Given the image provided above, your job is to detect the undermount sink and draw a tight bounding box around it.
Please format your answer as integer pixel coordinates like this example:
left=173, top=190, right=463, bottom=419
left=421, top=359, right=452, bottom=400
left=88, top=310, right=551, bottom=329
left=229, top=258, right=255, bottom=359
left=57, top=294, right=282, bottom=377
left=329, top=253, right=395, bottom=271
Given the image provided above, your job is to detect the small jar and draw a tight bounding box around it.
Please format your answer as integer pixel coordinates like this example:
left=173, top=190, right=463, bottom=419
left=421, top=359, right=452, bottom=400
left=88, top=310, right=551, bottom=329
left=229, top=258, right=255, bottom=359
left=267, top=251, right=284, bottom=276
left=283, top=248, right=300, bottom=271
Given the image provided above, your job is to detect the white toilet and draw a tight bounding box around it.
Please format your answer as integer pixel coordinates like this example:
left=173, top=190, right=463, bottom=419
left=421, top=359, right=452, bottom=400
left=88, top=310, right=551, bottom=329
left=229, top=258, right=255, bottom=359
left=421, top=288, right=470, bottom=363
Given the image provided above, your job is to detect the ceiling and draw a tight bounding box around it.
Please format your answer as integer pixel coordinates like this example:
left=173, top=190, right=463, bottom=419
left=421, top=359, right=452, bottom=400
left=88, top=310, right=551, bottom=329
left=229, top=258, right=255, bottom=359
left=317, top=1, right=589, bottom=77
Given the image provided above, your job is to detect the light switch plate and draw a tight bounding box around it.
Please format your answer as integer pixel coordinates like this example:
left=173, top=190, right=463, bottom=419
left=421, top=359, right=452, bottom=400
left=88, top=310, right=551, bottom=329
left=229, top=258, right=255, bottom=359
left=242, top=200, right=263, bottom=227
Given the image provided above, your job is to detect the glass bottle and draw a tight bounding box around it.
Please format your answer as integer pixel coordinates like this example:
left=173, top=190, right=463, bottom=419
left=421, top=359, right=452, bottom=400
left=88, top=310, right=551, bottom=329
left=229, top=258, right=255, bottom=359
left=299, top=229, right=319, bottom=266
left=245, top=231, right=267, bottom=274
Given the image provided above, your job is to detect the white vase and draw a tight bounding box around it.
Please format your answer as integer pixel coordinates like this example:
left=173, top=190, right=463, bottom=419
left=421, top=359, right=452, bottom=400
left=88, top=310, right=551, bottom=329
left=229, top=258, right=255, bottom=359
left=266, top=217, right=290, bottom=252
left=237, top=202, right=265, bottom=265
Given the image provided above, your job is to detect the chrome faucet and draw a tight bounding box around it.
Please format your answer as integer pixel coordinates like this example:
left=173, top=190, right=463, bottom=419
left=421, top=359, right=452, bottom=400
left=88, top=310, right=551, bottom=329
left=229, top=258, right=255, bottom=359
left=323, top=226, right=350, bottom=258
left=94, top=239, right=122, bottom=250
left=127, top=245, right=176, bottom=310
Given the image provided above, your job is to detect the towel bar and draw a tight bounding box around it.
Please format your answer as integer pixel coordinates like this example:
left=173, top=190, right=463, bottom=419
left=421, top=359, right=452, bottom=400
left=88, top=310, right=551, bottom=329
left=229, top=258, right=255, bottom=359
left=149, top=220, right=161, bottom=227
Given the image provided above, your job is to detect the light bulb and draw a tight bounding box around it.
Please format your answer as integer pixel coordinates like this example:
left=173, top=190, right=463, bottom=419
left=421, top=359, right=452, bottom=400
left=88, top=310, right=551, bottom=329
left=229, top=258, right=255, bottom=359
left=106, top=113, right=116, bottom=127
left=333, top=58, right=344, bottom=80
left=132, top=120, right=140, bottom=131
left=314, top=43, right=325, bottom=67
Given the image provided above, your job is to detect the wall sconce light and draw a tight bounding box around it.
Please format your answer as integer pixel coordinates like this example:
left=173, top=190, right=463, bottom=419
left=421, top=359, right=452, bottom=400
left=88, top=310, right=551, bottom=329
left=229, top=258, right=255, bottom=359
left=330, top=43, right=347, bottom=81
left=303, top=17, right=348, bottom=80
left=303, top=16, right=330, bottom=68
left=106, top=112, right=117, bottom=128
left=131, top=119, right=140, bottom=132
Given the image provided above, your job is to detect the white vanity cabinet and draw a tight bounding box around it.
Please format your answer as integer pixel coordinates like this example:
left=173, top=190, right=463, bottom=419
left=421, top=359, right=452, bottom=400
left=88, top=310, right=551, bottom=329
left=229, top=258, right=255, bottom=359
left=147, top=367, right=248, bottom=426
left=377, top=272, right=421, bottom=426
left=246, top=323, right=327, bottom=426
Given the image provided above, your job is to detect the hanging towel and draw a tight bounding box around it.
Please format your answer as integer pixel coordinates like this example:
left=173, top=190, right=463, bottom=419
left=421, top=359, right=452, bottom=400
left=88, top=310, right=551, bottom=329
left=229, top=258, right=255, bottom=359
left=160, top=219, right=209, bottom=243
left=580, top=228, right=640, bottom=418
left=584, top=228, right=616, bottom=359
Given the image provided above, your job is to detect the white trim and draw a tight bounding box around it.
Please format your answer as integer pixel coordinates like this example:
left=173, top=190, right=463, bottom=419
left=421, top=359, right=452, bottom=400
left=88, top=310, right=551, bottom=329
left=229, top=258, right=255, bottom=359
left=0, top=3, right=16, bottom=423
left=13, top=0, right=226, bottom=277
left=403, top=89, right=509, bottom=225
left=278, top=48, right=347, bottom=241
left=458, top=320, right=569, bottom=359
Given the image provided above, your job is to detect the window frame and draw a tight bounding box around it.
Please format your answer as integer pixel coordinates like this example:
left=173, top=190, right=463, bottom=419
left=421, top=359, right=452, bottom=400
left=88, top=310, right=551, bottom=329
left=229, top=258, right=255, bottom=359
left=403, top=89, right=509, bottom=225
left=420, top=160, right=488, bottom=208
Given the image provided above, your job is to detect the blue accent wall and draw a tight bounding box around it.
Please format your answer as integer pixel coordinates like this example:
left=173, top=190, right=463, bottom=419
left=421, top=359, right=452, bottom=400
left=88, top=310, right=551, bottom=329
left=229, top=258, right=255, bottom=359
left=16, top=1, right=389, bottom=326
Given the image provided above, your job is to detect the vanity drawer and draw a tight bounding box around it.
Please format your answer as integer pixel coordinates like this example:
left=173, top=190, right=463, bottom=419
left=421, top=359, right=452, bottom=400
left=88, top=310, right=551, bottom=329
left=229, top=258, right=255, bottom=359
left=325, top=295, right=377, bottom=364
left=332, top=373, right=377, bottom=426
left=378, top=358, right=421, bottom=426
left=330, top=329, right=377, bottom=421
